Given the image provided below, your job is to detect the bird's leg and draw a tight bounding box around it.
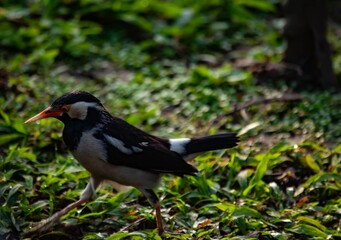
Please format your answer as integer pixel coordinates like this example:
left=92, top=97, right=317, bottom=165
left=155, top=200, right=163, bottom=235
left=141, top=189, right=164, bottom=236
left=27, top=175, right=102, bottom=234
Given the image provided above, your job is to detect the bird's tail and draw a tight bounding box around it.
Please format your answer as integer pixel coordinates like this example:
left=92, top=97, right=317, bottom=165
left=169, top=133, right=239, bottom=160
left=186, top=133, right=238, bottom=154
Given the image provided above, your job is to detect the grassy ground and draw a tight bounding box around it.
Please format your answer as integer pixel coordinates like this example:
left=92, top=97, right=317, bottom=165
left=1, top=1, right=341, bottom=240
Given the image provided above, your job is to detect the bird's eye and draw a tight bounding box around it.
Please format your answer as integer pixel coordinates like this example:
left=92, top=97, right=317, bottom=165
left=61, top=106, right=69, bottom=112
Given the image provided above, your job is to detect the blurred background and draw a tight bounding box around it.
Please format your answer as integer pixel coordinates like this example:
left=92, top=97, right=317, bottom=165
left=1, top=0, right=341, bottom=239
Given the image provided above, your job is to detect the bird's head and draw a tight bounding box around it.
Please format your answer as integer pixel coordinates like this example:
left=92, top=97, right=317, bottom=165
left=25, top=91, right=104, bottom=124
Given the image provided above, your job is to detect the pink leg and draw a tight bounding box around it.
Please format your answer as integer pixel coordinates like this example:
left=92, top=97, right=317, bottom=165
left=139, top=189, right=165, bottom=235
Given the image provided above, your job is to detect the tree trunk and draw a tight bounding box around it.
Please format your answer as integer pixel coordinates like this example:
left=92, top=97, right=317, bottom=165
left=282, top=0, right=336, bottom=89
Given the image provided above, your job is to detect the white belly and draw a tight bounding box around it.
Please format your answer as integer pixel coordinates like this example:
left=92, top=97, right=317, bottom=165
left=72, top=129, right=160, bottom=189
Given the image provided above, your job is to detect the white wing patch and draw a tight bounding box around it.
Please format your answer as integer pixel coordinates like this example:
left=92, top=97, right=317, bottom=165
left=139, top=142, right=149, bottom=147
left=169, top=138, right=190, bottom=155
left=105, top=135, right=143, bottom=155
left=132, top=146, right=143, bottom=153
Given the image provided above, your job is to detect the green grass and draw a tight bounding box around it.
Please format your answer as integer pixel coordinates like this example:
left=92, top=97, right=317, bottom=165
left=1, top=1, right=341, bottom=239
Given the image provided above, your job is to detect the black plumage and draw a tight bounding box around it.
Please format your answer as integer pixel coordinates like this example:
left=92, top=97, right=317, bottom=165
left=186, top=133, right=238, bottom=155
left=52, top=90, right=102, bottom=106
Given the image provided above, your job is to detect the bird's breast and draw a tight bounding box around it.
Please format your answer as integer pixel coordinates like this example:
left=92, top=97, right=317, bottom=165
left=72, top=128, right=108, bottom=173
left=72, top=128, right=160, bottom=189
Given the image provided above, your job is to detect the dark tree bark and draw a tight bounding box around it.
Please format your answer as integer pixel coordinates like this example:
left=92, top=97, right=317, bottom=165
left=282, top=0, right=336, bottom=89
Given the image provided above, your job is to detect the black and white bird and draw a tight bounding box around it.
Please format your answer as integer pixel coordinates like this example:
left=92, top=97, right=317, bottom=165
left=25, top=91, right=238, bottom=235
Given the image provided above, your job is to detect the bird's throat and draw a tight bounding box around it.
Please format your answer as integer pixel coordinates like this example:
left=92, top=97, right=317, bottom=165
left=62, top=120, right=86, bottom=151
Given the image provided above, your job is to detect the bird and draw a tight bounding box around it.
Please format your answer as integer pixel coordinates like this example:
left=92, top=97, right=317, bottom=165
left=25, top=90, right=239, bottom=235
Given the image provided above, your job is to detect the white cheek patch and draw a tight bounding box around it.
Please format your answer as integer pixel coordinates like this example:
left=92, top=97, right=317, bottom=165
left=105, top=135, right=143, bottom=155
left=169, top=138, right=190, bottom=155
left=68, top=102, right=101, bottom=120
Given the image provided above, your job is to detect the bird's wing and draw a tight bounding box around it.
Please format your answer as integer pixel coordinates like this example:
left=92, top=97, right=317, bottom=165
left=95, top=117, right=197, bottom=175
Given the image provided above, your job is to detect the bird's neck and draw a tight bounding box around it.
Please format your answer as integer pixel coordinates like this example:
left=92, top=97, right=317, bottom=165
left=62, top=120, right=86, bottom=151
left=61, top=108, right=103, bottom=151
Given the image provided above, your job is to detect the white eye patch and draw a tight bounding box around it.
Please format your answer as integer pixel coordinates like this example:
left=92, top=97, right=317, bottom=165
left=68, top=101, right=102, bottom=120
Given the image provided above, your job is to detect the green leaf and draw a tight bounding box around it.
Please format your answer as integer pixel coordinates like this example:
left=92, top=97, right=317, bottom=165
left=17, top=147, right=37, bottom=162
left=215, top=202, right=236, bottom=212
left=288, top=223, right=328, bottom=238
left=78, top=210, right=108, bottom=219
left=296, top=216, right=327, bottom=232
left=301, top=142, right=329, bottom=152
left=107, top=231, right=154, bottom=240
left=230, top=206, right=262, bottom=219
left=0, top=110, right=11, bottom=125
left=107, top=232, right=130, bottom=240
left=270, top=142, right=293, bottom=153
left=42, top=49, right=60, bottom=61
left=332, top=144, right=341, bottom=153
left=303, top=154, right=321, bottom=173
left=28, top=200, right=49, bottom=214
left=0, top=133, right=23, bottom=145
left=236, top=169, right=250, bottom=190
left=243, top=153, right=271, bottom=196
left=121, top=14, right=153, bottom=32
left=5, top=184, right=22, bottom=207
left=236, top=0, right=275, bottom=12
left=304, top=173, right=341, bottom=188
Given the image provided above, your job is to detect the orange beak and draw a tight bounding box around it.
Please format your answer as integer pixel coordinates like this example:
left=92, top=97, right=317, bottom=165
left=25, top=106, right=63, bottom=123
